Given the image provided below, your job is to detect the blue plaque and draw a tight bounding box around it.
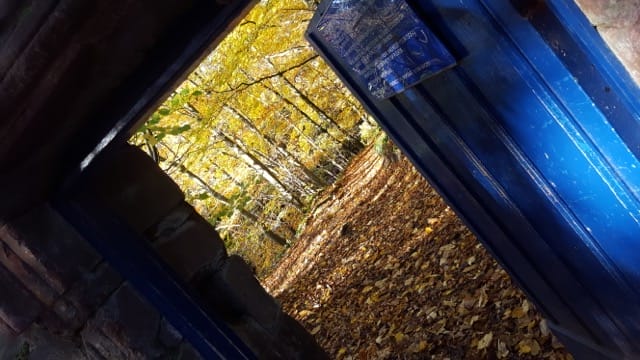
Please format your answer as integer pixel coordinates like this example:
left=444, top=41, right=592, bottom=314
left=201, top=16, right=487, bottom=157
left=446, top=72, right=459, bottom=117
left=316, top=0, right=456, bottom=99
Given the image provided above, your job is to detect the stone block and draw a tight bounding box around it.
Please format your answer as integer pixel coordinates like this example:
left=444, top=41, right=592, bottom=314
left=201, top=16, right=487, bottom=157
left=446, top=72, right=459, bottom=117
left=22, top=326, right=85, bottom=360
left=0, top=318, right=16, bottom=337
left=226, top=314, right=328, bottom=359
left=574, top=0, right=640, bottom=28
left=0, top=323, right=21, bottom=360
left=196, top=255, right=280, bottom=329
left=0, top=204, right=100, bottom=293
left=40, top=297, right=84, bottom=335
left=145, top=202, right=193, bottom=243
left=174, top=341, right=203, bottom=360
left=157, top=318, right=182, bottom=349
left=574, top=0, right=640, bottom=83
left=80, top=144, right=184, bottom=233
left=89, top=284, right=163, bottom=358
left=0, top=263, right=43, bottom=333
left=62, top=261, right=123, bottom=328
left=81, top=323, right=140, bottom=360
left=155, top=213, right=228, bottom=281
left=0, top=240, right=58, bottom=306
left=270, top=313, right=328, bottom=359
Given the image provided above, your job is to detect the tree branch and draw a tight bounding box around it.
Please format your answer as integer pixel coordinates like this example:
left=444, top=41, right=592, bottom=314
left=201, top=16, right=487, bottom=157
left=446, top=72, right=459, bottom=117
left=209, top=54, right=319, bottom=94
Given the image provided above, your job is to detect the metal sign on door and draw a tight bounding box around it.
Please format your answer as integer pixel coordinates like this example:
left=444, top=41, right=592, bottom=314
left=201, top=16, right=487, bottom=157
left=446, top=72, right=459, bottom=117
left=315, top=0, right=455, bottom=99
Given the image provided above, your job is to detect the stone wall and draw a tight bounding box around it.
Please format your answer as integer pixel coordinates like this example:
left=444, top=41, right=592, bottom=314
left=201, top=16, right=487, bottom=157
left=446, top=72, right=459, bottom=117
left=0, top=145, right=326, bottom=359
left=575, top=0, right=640, bottom=84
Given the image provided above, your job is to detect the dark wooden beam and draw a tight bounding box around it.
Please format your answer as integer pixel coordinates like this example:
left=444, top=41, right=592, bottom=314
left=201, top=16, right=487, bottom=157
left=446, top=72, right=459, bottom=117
left=0, top=0, right=255, bottom=220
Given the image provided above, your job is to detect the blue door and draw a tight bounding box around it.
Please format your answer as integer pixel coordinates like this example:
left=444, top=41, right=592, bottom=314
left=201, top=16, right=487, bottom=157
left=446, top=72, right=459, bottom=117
left=307, top=1, right=640, bottom=358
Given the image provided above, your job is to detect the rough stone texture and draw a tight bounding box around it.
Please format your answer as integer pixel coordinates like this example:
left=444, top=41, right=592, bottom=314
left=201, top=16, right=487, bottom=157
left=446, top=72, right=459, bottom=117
left=173, top=342, right=204, bottom=360
left=80, top=144, right=184, bottom=233
left=58, top=262, right=123, bottom=333
left=189, top=254, right=327, bottom=358
left=575, top=0, right=640, bottom=84
left=155, top=212, right=228, bottom=280
left=0, top=326, right=21, bottom=360
left=0, top=318, right=15, bottom=337
left=21, top=327, right=86, bottom=360
left=271, top=313, right=329, bottom=360
left=145, top=202, right=194, bottom=243
left=37, top=302, right=81, bottom=338
left=0, top=238, right=58, bottom=306
left=84, top=284, right=164, bottom=358
left=81, top=324, right=141, bottom=360
left=0, top=204, right=100, bottom=293
left=194, top=255, right=281, bottom=329
left=157, top=318, right=183, bottom=349
left=0, top=263, right=43, bottom=333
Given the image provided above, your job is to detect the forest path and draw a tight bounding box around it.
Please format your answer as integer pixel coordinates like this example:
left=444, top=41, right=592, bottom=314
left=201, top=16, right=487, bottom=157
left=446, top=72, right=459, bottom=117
left=263, top=144, right=571, bottom=359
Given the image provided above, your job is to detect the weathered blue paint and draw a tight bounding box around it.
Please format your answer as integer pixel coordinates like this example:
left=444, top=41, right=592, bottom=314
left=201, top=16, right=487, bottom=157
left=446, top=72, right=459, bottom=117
left=308, top=0, right=640, bottom=358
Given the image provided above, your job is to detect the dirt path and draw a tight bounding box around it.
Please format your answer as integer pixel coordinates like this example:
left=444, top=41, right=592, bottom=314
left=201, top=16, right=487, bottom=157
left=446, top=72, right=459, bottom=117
left=264, top=145, right=572, bottom=359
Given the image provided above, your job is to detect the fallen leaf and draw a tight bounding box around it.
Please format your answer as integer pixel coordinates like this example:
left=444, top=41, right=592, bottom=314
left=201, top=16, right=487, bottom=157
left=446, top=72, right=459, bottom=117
left=411, top=340, right=428, bottom=353
left=394, top=332, right=405, bottom=343
left=518, top=342, right=532, bottom=355
left=477, top=332, right=493, bottom=350
left=539, top=319, right=550, bottom=337
left=497, top=340, right=509, bottom=359
left=461, top=296, right=475, bottom=309
left=517, top=339, right=541, bottom=355
left=530, top=339, right=541, bottom=356
left=511, top=307, right=526, bottom=318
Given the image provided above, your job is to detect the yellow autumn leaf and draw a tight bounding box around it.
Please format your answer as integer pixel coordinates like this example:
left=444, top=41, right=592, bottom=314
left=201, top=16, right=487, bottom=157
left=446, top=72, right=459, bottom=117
left=530, top=340, right=541, bottom=356
left=366, top=293, right=379, bottom=304
left=517, top=340, right=532, bottom=354
left=394, top=332, right=405, bottom=343
left=477, top=332, right=493, bottom=350
left=410, top=340, right=428, bottom=353
left=311, top=325, right=321, bottom=335
left=511, top=307, right=526, bottom=318
left=425, top=226, right=434, bottom=234
left=337, top=348, right=347, bottom=355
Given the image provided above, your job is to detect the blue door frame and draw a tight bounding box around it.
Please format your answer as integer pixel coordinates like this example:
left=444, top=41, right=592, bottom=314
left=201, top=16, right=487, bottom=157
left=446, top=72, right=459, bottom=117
left=307, top=0, right=640, bottom=358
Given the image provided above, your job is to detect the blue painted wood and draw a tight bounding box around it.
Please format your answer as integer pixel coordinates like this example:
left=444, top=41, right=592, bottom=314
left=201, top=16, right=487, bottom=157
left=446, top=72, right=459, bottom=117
left=308, top=0, right=640, bottom=357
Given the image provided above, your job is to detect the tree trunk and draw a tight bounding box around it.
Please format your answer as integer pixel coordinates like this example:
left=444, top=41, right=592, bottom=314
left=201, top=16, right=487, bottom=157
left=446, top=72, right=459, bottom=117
left=180, top=165, right=288, bottom=247
left=224, top=104, right=327, bottom=189
left=215, top=129, right=305, bottom=208
left=278, top=73, right=363, bottom=151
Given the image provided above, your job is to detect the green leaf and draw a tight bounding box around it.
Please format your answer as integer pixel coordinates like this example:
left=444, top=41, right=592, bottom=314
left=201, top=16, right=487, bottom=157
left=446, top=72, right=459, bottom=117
left=195, top=193, right=210, bottom=200
left=148, top=113, right=161, bottom=125
left=158, top=108, right=171, bottom=116
left=168, top=124, right=191, bottom=135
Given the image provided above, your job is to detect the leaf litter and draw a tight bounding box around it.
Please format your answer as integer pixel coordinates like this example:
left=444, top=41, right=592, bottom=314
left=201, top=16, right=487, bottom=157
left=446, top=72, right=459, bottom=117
left=264, top=145, right=573, bottom=359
